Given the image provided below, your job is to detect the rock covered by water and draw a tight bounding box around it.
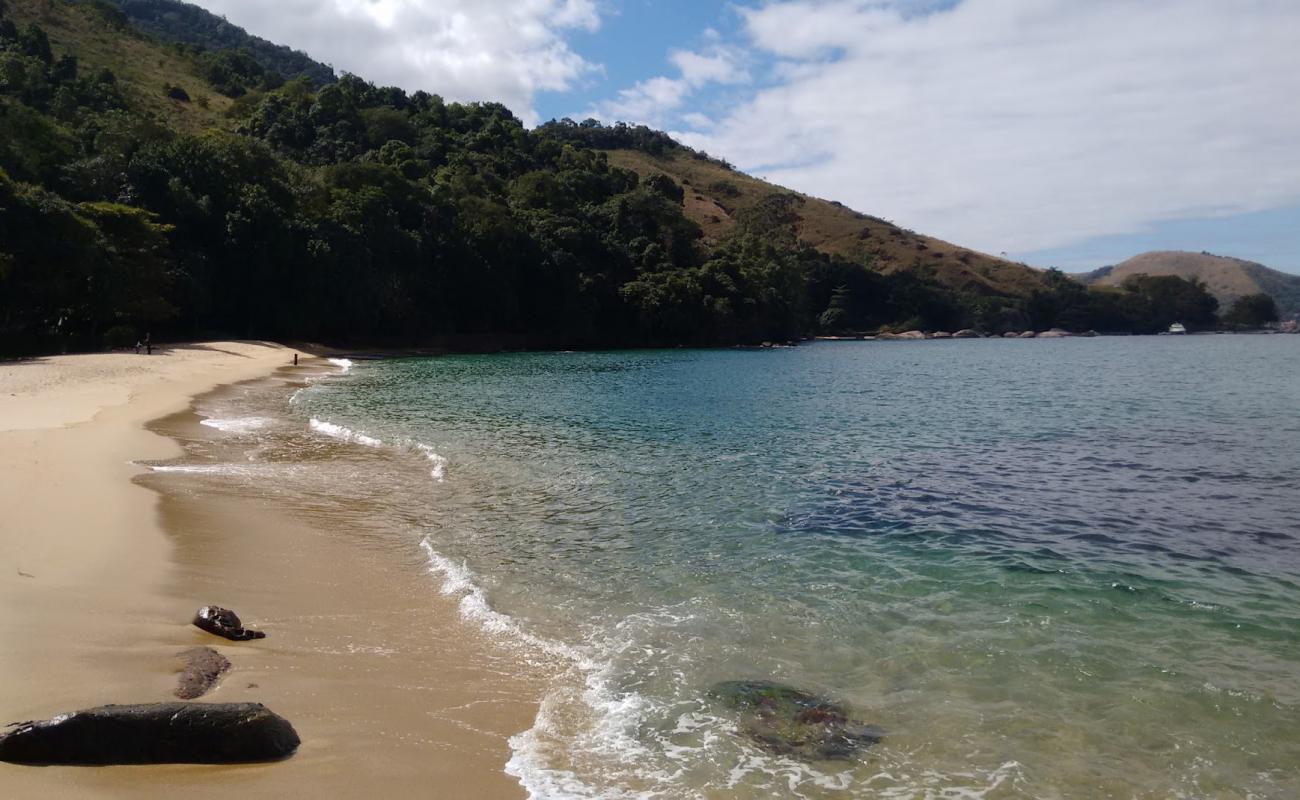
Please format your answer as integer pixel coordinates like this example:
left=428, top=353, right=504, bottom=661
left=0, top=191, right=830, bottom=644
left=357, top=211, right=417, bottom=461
left=0, top=703, right=299, bottom=765
left=709, top=680, right=883, bottom=761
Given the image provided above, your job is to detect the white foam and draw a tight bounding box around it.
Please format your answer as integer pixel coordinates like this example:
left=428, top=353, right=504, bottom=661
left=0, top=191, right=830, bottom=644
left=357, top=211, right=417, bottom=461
left=418, top=539, right=696, bottom=798
left=420, top=539, right=574, bottom=661
left=328, top=357, right=354, bottom=374
left=309, top=418, right=383, bottom=448
left=415, top=444, right=448, bottom=482
left=141, top=463, right=270, bottom=478
left=200, top=416, right=272, bottom=434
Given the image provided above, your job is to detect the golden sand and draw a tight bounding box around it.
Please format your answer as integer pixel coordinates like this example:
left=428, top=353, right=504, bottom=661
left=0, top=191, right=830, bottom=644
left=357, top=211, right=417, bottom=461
left=0, top=343, right=542, bottom=797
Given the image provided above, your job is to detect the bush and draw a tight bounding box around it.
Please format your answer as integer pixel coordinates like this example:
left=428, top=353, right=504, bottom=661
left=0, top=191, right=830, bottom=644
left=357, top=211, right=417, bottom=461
left=165, top=84, right=191, bottom=102
left=103, top=324, right=138, bottom=349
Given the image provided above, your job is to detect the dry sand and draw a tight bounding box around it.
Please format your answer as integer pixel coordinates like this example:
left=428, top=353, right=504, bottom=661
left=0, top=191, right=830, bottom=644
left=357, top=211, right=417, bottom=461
left=0, top=343, right=543, bottom=797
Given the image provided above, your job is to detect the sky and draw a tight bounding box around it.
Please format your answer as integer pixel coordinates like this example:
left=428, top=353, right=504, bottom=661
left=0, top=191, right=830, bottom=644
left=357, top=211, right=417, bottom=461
left=190, top=0, right=1300, bottom=275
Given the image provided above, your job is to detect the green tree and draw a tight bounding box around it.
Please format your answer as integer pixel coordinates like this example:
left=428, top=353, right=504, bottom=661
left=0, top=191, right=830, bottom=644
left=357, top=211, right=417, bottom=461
left=1221, top=293, right=1278, bottom=328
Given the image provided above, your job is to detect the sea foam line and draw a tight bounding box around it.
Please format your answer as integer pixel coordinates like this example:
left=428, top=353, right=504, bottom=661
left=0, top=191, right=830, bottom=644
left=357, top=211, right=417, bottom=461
left=309, top=418, right=383, bottom=448
left=419, top=539, right=682, bottom=799
left=200, top=416, right=272, bottom=434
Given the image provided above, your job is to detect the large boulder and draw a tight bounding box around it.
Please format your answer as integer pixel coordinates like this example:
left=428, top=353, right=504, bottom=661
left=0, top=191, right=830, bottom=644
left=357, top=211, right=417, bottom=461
left=709, top=680, right=882, bottom=761
left=193, top=606, right=265, bottom=641
left=0, top=703, right=300, bottom=765
left=1002, top=331, right=1021, bottom=338
left=953, top=329, right=981, bottom=339
left=1037, top=328, right=1073, bottom=338
left=175, top=647, right=231, bottom=699
left=1018, top=330, right=1038, bottom=338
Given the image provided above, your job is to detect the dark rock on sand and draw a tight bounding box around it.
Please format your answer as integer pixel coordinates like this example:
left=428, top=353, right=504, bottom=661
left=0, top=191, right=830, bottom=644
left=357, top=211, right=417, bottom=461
left=0, top=702, right=299, bottom=765
left=709, top=680, right=883, bottom=761
left=175, top=646, right=231, bottom=699
left=193, top=606, right=266, bottom=641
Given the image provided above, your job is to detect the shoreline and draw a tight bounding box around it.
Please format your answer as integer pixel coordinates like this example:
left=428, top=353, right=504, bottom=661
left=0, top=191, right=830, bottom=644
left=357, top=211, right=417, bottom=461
left=0, top=342, right=542, bottom=796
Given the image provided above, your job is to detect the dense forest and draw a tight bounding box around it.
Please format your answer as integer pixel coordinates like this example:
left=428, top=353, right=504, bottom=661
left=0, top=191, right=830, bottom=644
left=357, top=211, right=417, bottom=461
left=0, top=0, right=1233, bottom=356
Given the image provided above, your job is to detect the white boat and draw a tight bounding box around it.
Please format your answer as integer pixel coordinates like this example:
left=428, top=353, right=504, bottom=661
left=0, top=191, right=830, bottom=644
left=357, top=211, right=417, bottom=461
left=1168, top=322, right=1187, bottom=335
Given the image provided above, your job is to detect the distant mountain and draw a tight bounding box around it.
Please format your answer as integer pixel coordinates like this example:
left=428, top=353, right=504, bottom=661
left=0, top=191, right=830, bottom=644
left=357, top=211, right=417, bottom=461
left=1076, top=251, right=1300, bottom=320
left=109, top=0, right=335, bottom=87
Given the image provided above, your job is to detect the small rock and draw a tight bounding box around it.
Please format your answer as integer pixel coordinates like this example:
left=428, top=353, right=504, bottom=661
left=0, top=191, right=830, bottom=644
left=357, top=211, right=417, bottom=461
left=1002, top=331, right=1020, bottom=338
left=952, top=329, right=980, bottom=338
left=175, top=647, right=231, bottom=699
left=193, top=606, right=266, bottom=642
left=1018, top=330, right=1037, bottom=338
left=1037, top=328, right=1073, bottom=338
left=709, top=680, right=882, bottom=761
left=0, top=703, right=300, bottom=765
left=929, top=331, right=953, bottom=339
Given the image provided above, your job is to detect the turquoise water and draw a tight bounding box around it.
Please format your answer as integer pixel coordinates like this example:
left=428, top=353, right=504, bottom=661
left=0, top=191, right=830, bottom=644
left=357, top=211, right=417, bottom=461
left=207, top=338, right=1300, bottom=797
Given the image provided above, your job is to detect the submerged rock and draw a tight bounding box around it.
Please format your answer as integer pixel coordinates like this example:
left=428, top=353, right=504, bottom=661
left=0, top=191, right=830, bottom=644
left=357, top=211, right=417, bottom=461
left=175, top=646, right=231, bottom=699
left=709, top=680, right=882, bottom=761
left=193, top=606, right=266, bottom=641
left=0, top=702, right=299, bottom=765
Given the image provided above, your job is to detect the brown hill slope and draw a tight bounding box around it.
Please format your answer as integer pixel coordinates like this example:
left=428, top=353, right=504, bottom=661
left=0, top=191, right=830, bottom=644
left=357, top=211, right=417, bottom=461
left=1077, top=251, right=1300, bottom=320
left=604, top=149, right=1052, bottom=299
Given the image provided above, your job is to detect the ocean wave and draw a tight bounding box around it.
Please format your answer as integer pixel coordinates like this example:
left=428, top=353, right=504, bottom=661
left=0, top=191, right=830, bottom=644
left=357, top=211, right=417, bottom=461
left=309, top=418, right=383, bottom=448
left=199, top=416, right=272, bottom=434
left=328, top=357, right=354, bottom=374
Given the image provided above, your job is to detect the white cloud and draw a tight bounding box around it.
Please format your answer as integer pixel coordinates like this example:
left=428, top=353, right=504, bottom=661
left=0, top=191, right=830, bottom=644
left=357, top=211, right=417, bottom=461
left=191, top=0, right=601, bottom=125
left=669, top=0, right=1300, bottom=256
left=591, top=44, right=749, bottom=126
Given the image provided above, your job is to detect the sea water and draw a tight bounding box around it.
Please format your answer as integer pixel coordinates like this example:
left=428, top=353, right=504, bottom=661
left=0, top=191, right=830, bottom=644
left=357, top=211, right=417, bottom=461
left=184, top=337, right=1300, bottom=798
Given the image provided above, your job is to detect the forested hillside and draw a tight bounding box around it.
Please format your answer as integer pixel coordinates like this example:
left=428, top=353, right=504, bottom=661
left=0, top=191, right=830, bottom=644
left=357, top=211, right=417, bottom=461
left=111, top=0, right=335, bottom=88
left=0, top=0, right=1227, bottom=356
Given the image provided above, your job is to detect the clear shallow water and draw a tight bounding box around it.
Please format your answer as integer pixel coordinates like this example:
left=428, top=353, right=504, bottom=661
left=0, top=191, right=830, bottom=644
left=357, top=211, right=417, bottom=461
left=191, top=338, right=1299, bottom=798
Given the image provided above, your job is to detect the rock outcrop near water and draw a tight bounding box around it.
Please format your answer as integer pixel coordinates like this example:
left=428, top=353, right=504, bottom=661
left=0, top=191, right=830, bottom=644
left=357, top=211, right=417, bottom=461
left=709, top=680, right=883, bottom=761
left=193, top=606, right=266, bottom=641
left=0, top=703, right=300, bottom=765
left=175, top=646, right=232, bottom=699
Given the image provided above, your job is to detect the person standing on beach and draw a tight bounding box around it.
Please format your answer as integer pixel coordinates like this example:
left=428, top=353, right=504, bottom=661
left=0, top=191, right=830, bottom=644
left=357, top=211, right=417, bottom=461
left=145, top=333, right=152, bottom=356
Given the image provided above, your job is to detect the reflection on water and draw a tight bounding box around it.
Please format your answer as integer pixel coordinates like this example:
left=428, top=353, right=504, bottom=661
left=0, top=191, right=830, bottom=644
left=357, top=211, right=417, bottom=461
left=167, top=338, right=1300, bottom=798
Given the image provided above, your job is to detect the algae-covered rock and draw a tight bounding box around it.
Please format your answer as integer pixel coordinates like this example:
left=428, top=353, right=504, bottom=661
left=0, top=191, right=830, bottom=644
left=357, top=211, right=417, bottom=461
left=709, top=680, right=882, bottom=761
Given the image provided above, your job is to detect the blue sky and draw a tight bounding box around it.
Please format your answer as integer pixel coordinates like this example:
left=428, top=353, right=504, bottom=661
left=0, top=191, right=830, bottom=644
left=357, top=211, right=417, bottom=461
left=195, top=0, right=1300, bottom=275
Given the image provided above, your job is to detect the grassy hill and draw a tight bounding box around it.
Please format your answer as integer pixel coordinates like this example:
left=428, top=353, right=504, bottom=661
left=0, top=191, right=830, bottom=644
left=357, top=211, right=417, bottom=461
left=6, top=0, right=234, bottom=131
left=111, top=0, right=335, bottom=88
left=603, top=148, right=1053, bottom=299
left=1078, top=251, right=1300, bottom=320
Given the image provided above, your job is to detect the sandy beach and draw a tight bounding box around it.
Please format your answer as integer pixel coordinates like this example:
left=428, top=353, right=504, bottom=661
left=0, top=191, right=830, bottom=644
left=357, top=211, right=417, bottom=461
left=0, top=343, right=543, bottom=797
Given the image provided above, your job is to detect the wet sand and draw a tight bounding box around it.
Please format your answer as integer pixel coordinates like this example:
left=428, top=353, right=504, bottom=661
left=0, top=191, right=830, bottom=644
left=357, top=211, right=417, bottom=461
left=0, top=343, right=543, bottom=797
